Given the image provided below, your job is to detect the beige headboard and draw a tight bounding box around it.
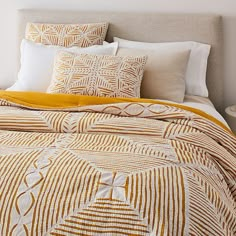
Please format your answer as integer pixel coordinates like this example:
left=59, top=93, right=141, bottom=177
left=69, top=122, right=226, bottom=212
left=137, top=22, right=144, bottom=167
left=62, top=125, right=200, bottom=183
left=17, top=10, right=223, bottom=112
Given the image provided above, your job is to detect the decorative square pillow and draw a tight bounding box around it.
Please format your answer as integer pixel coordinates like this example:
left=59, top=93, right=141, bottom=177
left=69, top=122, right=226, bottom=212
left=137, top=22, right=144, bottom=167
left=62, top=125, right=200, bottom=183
left=47, top=51, right=147, bottom=98
left=25, top=22, right=109, bottom=47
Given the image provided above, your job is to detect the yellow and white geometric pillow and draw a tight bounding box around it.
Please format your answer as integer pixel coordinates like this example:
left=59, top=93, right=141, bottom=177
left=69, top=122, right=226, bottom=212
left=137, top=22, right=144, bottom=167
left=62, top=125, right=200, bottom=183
left=25, top=22, right=109, bottom=47
left=47, top=51, right=147, bottom=98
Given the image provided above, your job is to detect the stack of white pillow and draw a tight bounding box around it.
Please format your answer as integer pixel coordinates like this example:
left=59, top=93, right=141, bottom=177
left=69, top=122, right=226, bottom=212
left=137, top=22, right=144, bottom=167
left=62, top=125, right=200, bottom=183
left=7, top=35, right=211, bottom=103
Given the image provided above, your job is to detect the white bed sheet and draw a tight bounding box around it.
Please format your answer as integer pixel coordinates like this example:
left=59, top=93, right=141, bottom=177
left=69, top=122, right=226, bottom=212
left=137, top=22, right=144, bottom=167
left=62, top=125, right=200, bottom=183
left=155, top=95, right=229, bottom=127
left=182, top=95, right=228, bottom=127
left=182, top=101, right=228, bottom=127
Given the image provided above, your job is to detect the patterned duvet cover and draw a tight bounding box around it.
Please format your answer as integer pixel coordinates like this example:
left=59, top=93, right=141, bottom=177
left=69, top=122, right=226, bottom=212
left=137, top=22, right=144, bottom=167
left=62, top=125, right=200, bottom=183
left=0, top=92, right=235, bottom=236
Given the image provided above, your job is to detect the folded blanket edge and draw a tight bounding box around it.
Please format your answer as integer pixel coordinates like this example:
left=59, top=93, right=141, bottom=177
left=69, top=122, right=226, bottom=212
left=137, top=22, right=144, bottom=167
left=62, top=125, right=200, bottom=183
left=0, top=90, right=233, bottom=135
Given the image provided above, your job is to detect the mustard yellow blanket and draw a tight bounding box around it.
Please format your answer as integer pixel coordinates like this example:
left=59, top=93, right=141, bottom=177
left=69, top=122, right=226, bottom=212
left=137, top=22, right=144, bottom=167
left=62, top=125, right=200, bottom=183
left=0, top=91, right=235, bottom=236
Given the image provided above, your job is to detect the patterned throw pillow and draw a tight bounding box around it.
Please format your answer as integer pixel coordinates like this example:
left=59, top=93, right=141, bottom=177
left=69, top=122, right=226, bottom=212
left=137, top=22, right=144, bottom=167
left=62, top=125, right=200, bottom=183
left=25, top=22, right=109, bottom=47
left=47, top=51, right=147, bottom=98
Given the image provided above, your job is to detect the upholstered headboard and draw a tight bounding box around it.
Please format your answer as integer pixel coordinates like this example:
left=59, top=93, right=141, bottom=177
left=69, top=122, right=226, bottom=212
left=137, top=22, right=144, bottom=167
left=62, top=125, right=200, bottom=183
left=17, top=10, right=223, bottom=112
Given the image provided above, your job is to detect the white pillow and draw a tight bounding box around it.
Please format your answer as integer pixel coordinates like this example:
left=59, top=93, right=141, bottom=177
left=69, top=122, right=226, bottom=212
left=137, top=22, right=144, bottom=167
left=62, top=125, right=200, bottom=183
left=7, top=39, right=118, bottom=92
left=114, top=37, right=211, bottom=97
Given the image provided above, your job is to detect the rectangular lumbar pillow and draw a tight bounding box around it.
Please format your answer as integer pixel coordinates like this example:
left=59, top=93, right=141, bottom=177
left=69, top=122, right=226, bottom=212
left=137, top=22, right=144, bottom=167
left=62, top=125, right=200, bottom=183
left=26, top=22, right=109, bottom=47
left=47, top=51, right=147, bottom=98
left=117, top=47, right=190, bottom=103
left=7, top=39, right=118, bottom=92
left=114, top=37, right=211, bottom=97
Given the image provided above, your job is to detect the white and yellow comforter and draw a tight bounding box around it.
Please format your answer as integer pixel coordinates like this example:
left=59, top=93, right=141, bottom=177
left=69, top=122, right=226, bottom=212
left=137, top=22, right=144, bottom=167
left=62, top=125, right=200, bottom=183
left=0, top=91, right=235, bottom=236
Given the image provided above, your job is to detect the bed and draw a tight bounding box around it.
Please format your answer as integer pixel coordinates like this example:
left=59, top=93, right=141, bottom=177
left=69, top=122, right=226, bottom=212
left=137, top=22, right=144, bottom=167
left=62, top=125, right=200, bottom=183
left=0, top=10, right=235, bottom=236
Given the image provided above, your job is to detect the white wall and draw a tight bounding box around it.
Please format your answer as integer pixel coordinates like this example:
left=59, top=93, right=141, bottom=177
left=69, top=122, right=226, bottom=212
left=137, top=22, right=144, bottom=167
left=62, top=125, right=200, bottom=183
left=1, top=0, right=236, bottom=109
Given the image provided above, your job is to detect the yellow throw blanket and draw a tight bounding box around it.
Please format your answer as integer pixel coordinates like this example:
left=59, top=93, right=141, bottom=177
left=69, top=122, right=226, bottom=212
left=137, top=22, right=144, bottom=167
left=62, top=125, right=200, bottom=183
left=0, top=91, right=235, bottom=235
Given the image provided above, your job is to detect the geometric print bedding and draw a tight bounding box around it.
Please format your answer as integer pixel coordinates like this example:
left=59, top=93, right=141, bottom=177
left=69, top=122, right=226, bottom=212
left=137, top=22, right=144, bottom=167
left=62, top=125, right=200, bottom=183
left=48, top=51, right=147, bottom=98
left=0, top=98, right=235, bottom=235
left=25, top=22, right=109, bottom=47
